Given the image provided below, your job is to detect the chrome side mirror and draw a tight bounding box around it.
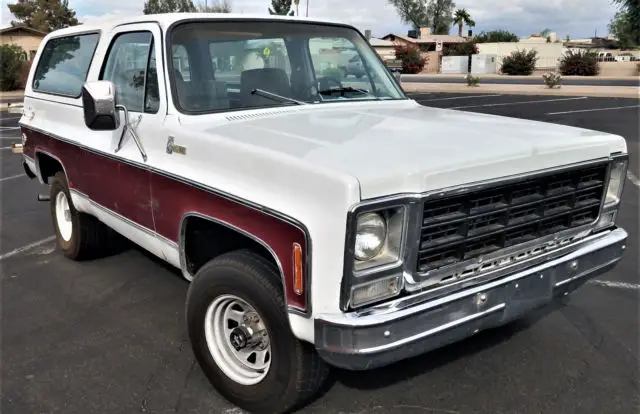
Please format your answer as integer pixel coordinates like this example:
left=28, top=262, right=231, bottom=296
left=81, top=80, right=120, bottom=131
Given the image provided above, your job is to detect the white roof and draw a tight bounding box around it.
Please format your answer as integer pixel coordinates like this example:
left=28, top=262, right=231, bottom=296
left=45, top=13, right=354, bottom=38
left=369, top=38, right=395, bottom=47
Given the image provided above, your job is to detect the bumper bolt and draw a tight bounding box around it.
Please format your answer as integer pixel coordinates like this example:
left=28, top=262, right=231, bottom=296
left=476, top=292, right=488, bottom=305
left=569, top=260, right=578, bottom=271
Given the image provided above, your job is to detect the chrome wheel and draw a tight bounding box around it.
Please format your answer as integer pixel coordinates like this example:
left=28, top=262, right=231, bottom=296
left=204, top=294, right=271, bottom=386
left=55, top=191, right=72, bottom=242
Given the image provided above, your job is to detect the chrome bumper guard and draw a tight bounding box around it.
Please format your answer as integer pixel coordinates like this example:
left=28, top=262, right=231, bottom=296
left=314, top=228, right=627, bottom=370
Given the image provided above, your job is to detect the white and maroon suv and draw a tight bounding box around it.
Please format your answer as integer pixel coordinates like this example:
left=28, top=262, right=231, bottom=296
left=14, top=12, right=629, bottom=413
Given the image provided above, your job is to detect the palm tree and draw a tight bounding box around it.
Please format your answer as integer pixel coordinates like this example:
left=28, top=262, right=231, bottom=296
left=294, top=0, right=299, bottom=15
left=453, top=8, right=475, bottom=37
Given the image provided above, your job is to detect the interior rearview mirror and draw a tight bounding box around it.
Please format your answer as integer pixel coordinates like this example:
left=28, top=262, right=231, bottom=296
left=81, top=80, right=120, bottom=131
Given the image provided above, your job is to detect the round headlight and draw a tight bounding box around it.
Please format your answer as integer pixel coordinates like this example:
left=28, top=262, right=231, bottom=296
left=354, top=213, right=387, bottom=261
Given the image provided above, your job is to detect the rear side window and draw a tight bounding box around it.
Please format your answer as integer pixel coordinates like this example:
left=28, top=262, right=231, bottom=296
left=32, top=33, right=100, bottom=97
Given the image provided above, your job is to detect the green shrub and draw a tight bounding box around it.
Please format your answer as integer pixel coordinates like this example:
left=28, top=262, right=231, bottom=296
left=466, top=74, right=480, bottom=86
left=558, top=50, right=600, bottom=76
left=394, top=44, right=427, bottom=74
left=542, top=72, right=562, bottom=88
left=0, top=44, right=27, bottom=91
left=500, top=49, right=538, bottom=75
left=444, top=42, right=479, bottom=56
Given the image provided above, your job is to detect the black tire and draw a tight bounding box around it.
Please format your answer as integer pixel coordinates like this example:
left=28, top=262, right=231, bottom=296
left=49, top=171, right=123, bottom=260
left=186, top=249, right=329, bottom=414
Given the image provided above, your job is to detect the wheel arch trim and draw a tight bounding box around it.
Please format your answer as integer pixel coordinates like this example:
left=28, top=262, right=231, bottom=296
left=179, top=211, right=307, bottom=315
left=34, top=148, right=68, bottom=185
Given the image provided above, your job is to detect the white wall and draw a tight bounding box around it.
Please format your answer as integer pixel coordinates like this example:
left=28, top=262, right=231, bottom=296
left=372, top=45, right=396, bottom=61
left=476, top=42, right=565, bottom=70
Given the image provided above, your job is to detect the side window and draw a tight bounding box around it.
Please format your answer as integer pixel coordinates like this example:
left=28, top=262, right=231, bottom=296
left=100, top=31, right=157, bottom=113
left=32, top=33, right=100, bottom=97
left=308, top=37, right=365, bottom=82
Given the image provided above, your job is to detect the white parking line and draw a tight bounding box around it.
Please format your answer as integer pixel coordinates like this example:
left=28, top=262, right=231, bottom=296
left=546, top=104, right=640, bottom=115
left=0, top=236, right=56, bottom=261
left=627, top=170, right=640, bottom=188
left=0, top=174, right=24, bottom=183
left=450, top=96, right=588, bottom=110
left=416, top=94, right=502, bottom=102
left=589, top=280, right=640, bottom=290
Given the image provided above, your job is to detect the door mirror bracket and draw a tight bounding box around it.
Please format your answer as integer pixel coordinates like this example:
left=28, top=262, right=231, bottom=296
left=81, top=80, right=148, bottom=162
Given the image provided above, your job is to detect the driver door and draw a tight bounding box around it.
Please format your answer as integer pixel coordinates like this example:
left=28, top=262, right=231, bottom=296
left=85, top=23, right=168, bottom=254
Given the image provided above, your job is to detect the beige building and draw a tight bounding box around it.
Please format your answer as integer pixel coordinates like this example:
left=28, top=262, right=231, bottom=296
left=0, top=25, right=46, bottom=59
left=380, top=28, right=468, bottom=73
left=368, top=37, right=396, bottom=61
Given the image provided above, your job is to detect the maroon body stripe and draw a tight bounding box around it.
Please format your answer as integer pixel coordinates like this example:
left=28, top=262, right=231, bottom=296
left=23, top=127, right=309, bottom=311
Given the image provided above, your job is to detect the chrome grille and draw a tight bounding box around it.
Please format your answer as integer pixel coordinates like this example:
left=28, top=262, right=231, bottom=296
left=417, top=163, right=608, bottom=273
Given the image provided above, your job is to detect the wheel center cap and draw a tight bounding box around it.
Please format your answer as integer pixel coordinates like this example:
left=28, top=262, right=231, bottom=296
left=229, top=327, right=249, bottom=351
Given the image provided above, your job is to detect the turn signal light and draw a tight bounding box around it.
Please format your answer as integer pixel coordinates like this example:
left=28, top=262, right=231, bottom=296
left=293, top=243, right=303, bottom=296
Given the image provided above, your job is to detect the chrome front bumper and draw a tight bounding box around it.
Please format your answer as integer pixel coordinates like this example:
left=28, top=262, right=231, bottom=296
left=314, top=227, right=628, bottom=370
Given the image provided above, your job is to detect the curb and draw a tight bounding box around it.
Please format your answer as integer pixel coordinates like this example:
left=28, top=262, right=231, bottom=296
left=401, top=74, right=640, bottom=81
left=0, top=101, right=24, bottom=108
left=401, top=82, right=640, bottom=99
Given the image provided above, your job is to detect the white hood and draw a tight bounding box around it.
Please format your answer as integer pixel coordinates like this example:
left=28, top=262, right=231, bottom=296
left=189, top=100, right=626, bottom=200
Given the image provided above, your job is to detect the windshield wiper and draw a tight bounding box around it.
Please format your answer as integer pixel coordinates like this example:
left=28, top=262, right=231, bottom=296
left=251, top=88, right=306, bottom=105
left=317, top=86, right=370, bottom=95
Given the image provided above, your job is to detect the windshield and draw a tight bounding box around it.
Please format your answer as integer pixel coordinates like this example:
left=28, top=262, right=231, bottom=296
left=168, top=20, right=406, bottom=113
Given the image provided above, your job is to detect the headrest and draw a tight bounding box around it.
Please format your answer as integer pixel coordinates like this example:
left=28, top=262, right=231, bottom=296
left=240, top=68, right=291, bottom=107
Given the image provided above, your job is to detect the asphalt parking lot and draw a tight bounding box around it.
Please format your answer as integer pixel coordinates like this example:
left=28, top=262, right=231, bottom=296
left=1, top=94, right=639, bottom=414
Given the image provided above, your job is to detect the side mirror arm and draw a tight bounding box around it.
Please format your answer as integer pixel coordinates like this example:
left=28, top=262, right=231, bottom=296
left=115, top=104, right=147, bottom=162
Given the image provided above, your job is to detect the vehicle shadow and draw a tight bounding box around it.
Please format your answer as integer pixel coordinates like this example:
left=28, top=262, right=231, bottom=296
left=108, top=243, right=571, bottom=410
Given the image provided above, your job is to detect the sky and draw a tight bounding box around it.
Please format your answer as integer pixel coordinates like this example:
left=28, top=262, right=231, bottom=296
left=0, top=0, right=621, bottom=40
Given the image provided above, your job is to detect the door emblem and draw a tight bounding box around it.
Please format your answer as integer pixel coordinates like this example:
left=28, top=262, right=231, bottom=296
left=166, top=136, right=187, bottom=155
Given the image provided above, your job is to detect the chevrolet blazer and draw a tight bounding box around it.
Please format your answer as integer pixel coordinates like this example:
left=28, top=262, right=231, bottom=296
left=13, top=13, right=629, bottom=413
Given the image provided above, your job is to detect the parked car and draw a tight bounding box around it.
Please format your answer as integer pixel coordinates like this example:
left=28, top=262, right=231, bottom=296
left=344, top=54, right=366, bottom=78
left=597, top=51, right=616, bottom=62
left=13, top=13, right=629, bottom=414
left=615, top=52, right=638, bottom=62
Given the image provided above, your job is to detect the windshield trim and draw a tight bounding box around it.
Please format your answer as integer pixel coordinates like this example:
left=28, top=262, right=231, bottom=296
left=164, top=18, right=408, bottom=116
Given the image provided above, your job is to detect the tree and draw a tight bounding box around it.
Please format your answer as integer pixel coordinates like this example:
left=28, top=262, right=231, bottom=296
left=473, top=30, right=518, bottom=43
left=539, top=28, right=552, bottom=37
left=609, top=0, right=639, bottom=47
left=7, top=0, right=78, bottom=33
left=143, top=0, right=196, bottom=14
left=609, top=11, right=637, bottom=49
left=294, top=0, right=300, bottom=15
left=427, top=0, right=455, bottom=34
left=388, top=0, right=429, bottom=29
left=387, top=0, right=454, bottom=34
left=0, top=44, right=27, bottom=91
left=196, top=0, right=232, bottom=12
left=268, top=0, right=294, bottom=15
left=452, top=8, right=474, bottom=37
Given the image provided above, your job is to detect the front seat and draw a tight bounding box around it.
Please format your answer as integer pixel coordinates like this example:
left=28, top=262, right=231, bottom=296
left=240, top=68, right=292, bottom=108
